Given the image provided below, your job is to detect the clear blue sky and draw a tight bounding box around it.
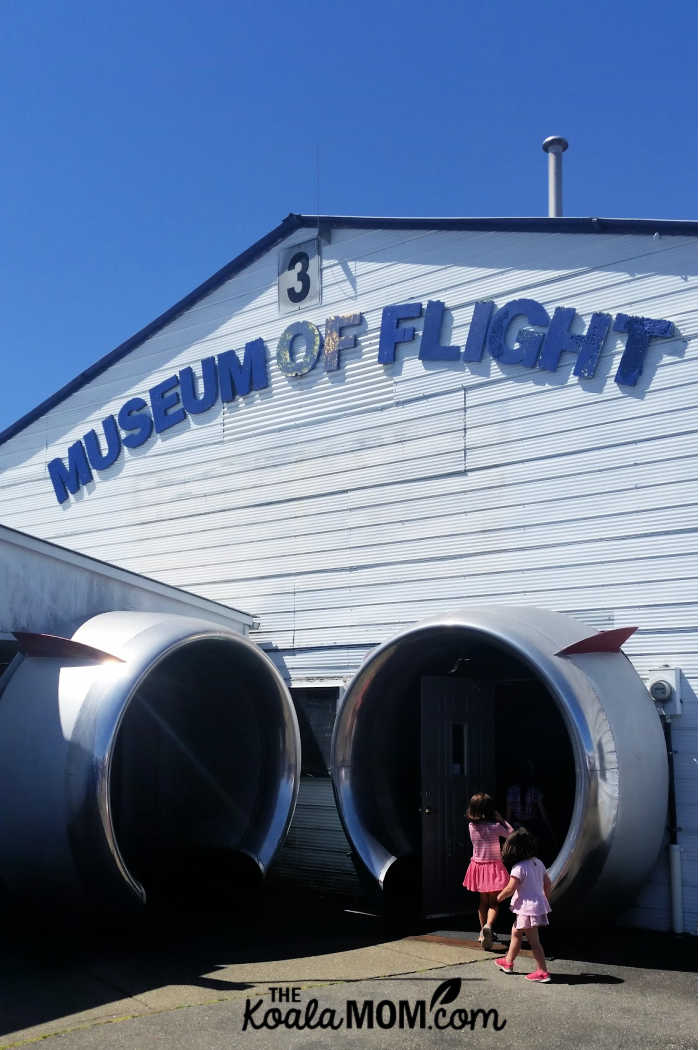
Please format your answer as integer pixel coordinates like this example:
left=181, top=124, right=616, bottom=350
left=0, top=0, right=696, bottom=435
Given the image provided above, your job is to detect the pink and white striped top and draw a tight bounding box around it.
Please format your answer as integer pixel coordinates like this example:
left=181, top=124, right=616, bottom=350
left=468, top=820, right=514, bottom=863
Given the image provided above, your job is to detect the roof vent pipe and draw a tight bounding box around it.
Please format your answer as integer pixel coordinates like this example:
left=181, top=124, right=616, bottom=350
left=542, top=136, right=569, bottom=217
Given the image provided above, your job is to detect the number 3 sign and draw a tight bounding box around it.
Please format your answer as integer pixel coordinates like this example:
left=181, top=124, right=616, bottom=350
left=278, top=238, right=321, bottom=315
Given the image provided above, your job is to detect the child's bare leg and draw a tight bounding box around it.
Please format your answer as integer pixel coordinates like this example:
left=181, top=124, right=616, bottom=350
left=486, top=892, right=499, bottom=928
left=505, top=926, right=523, bottom=965
left=525, top=926, right=548, bottom=972
left=478, top=894, right=489, bottom=931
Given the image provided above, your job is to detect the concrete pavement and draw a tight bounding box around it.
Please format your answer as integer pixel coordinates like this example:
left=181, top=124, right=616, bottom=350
left=0, top=902, right=695, bottom=1049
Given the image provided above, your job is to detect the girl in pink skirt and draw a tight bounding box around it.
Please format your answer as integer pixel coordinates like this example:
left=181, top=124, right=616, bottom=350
left=463, top=793, right=513, bottom=950
left=494, top=827, right=552, bottom=983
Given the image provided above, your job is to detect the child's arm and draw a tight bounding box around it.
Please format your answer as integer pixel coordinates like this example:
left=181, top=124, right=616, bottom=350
left=496, top=875, right=520, bottom=903
left=492, top=811, right=513, bottom=835
left=495, top=817, right=514, bottom=837
left=543, top=871, right=552, bottom=901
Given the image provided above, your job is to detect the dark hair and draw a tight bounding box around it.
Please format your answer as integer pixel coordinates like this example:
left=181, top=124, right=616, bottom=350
left=466, top=793, right=497, bottom=823
left=502, top=827, right=538, bottom=868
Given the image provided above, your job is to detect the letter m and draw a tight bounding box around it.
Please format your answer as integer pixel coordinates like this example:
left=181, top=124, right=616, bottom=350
left=398, top=1001, right=426, bottom=1029
left=218, top=338, right=268, bottom=402
left=48, top=441, right=93, bottom=504
left=471, top=1008, right=507, bottom=1031
left=346, top=1001, right=373, bottom=1029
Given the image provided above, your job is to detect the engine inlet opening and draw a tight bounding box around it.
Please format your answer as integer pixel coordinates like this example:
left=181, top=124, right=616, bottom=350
left=335, top=626, right=576, bottom=919
left=110, top=638, right=285, bottom=905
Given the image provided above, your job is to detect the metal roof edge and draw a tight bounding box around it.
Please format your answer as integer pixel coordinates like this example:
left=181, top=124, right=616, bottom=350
left=0, top=211, right=695, bottom=447
left=0, top=523, right=256, bottom=626
left=297, top=214, right=698, bottom=236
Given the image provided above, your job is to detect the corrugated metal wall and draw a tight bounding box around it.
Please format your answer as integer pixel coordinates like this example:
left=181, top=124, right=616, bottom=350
left=267, top=778, right=362, bottom=897
left=0, top=225, right=696, bottom=931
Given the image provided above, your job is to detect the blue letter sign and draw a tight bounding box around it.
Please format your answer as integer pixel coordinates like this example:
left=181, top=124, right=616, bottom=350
left=46, top=292, right=678, bottom=504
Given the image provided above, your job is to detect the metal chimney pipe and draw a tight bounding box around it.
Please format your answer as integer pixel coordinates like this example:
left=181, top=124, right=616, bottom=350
left=542, top=136, right=569, bottom=217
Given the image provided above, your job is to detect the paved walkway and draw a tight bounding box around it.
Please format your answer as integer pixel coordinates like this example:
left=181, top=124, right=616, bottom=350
left=0, top=907, right=695, bottom=1049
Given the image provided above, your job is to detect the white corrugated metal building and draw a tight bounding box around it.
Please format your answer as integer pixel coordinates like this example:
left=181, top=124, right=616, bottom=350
left=0, top=214, right=696, bottom=932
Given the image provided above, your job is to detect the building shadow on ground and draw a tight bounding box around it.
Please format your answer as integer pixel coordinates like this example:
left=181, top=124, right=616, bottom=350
left=0, top=889, right=400, bottom=1039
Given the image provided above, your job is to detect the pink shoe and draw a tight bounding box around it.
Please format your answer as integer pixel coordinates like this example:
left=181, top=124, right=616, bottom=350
left=526, top=970, right=551, bottom=983
left=494, top=957, right=513, bottom=974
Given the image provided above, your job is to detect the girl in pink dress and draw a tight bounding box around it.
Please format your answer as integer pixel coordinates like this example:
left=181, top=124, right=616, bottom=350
left=494, top=827, right=552, bottom=983
left=462, top=793, right=513, bottom=950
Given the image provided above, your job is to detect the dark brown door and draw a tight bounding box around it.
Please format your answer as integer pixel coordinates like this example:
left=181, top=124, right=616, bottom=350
left=420, top=676, right=495, bottom=918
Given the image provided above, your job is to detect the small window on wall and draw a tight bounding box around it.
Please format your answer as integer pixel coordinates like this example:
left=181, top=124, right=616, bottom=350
left=451, top=723, right=468, bottom=776
left=289, top=687, right=340, bottom=777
